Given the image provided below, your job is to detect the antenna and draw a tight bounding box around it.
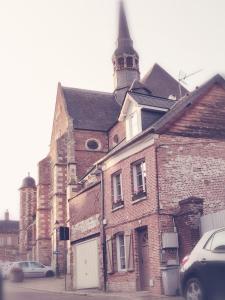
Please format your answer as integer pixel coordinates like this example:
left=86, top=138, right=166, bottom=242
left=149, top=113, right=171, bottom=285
left=178, top=69, right=203, bottom=98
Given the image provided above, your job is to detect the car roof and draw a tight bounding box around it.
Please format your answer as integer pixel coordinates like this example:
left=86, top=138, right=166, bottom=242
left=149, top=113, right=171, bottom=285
left=193, top=227, right=225, bottom=253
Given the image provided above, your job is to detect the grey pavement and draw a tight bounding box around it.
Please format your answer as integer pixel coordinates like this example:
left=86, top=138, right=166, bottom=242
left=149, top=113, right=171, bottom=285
left=3, top=277, right=184, bottom=300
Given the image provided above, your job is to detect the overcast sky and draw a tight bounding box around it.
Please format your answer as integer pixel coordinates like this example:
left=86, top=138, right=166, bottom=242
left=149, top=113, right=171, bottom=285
left=0, top=0, right=225, bottom=220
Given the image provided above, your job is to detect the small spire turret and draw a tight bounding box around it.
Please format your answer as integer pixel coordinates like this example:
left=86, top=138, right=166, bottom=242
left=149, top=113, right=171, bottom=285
left=112, top=1, right=140, bottom=96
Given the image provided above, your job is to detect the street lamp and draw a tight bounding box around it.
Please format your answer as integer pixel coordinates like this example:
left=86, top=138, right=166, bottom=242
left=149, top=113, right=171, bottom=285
left=54, top=220, right=60, bottom=277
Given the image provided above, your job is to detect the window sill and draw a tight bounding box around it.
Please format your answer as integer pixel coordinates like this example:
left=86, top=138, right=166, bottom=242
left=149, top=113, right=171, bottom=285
left=132, top=191, right=147, bottom=201
left=112, top=205, right=124, bottom=212
left=132, top=197, right=147, bottom=204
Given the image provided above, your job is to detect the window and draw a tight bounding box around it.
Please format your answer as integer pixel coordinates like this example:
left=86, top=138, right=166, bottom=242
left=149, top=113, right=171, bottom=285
left=19, top=262, right=29, bottom=269
left=211, top=230, right=225, bottom=252
left=116, top=233, right=126, bottom=271
left=132, top=160, right=147, bottom=201
left=113, top=134, right=119, bottom=145
left=112, top=172, right=123, bottom=209
left=126, top=110, right=141, bottom=140
left=86, top=139, right=100, bottom=150
left=126, top=56, right=133, bottom=68
left=30, top=262, right=45, bottom=268
left=118, top=57, right=124, bottom=68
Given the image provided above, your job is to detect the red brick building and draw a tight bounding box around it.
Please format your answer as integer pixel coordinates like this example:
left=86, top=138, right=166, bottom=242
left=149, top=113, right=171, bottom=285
left=0, top=211, right=19, bottom=262
left=20, top=1, right=225, bottom=296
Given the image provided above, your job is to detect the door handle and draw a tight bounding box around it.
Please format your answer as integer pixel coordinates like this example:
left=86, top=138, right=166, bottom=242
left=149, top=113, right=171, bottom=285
left=200, top=258, right=207, bottom=263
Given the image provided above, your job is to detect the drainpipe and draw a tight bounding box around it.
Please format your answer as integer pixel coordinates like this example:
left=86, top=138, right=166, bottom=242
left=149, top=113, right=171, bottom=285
left=94, top=165, right=107, bottom=292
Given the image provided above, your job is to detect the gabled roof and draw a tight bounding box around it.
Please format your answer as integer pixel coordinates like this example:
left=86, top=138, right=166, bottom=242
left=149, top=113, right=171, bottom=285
left=62, top=87, right=120, bottom=131
left=119, top=79, right=175, bottom=121
left=0, top=220, right=19, bottom=233
left=142, top=63, right=188, bottom=100
left=151, top=74, right=225, bottom=133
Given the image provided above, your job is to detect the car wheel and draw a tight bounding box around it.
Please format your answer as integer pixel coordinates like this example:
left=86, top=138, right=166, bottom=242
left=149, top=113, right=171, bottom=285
left=185, top=278, right=205, bottom=300
left=46, top=271, right=54, bottom=277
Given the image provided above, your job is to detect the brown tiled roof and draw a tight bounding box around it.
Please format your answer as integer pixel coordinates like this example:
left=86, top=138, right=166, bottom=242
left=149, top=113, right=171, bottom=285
left=0, top=220, right=19, bottom=233
left=152, top=74, right=225, bottom=133
left=142, top=63, right=188, bottom=99
left=62, top=87, right=120, bottom=131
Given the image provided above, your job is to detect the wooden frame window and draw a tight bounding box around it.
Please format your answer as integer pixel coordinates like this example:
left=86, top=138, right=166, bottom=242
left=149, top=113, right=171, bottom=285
left=112, top=171, right=124, bottom=209
left=116, top=233, right=126, bottom=271
left=132, top=160, right=147, bottom=201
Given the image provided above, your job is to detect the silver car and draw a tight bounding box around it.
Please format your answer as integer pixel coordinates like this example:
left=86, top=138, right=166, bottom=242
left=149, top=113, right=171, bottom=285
left=8, top=261, right=54, bottom=278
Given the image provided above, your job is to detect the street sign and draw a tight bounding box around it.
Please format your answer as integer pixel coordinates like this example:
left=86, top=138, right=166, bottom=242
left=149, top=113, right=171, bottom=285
left=53, top=251, right=60, bottom=255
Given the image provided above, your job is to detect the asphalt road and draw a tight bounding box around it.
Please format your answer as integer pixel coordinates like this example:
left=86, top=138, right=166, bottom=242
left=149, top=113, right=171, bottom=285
left=4, top=286, right=118, bottom=300
left=2, top=280, right=183, bottom=300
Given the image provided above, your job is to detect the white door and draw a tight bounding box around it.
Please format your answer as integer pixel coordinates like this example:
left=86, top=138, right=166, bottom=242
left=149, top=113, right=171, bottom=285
left=75, top=238, right=99, bottom=289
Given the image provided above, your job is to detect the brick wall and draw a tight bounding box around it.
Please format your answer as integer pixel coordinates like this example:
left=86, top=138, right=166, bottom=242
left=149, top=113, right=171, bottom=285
left=108, top=121, right=125, bottom=150
left=69, top=182, right=103, bottom=289
left=19, top=186, right=36, bottom=259
left=157, top=135, right=225, bottom=215
left=103, top=145, right=162, bottom=294
left=74, top=130, right=108, bottom=179
left=36, top=156, right=52, bottom=265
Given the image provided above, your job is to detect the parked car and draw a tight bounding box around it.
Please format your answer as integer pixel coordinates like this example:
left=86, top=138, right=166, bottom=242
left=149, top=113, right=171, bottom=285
left=180, top=227, right=225, bottom=300
left=7, top=261, right=54, bottom=279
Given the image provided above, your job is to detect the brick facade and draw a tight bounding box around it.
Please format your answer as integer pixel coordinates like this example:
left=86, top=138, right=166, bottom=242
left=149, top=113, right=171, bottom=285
left=0, top=211, right=19, bottom=262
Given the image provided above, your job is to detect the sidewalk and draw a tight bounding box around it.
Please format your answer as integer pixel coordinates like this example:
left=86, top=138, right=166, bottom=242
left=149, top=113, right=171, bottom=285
left=9, top=277, right=183, bottom=300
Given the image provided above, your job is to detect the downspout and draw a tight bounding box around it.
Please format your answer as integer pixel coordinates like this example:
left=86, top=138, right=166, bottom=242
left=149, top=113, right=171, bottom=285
left=98, top=166, right=107, bottom=292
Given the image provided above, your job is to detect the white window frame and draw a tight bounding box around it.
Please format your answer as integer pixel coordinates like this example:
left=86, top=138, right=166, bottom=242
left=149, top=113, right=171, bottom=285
left=125, top=105, right=142, bottom=141
left=116, top=233, right=126, bottom=271
left=132, top=160, right=146, bottom=195
left=112, top=172, right=123, bottom=204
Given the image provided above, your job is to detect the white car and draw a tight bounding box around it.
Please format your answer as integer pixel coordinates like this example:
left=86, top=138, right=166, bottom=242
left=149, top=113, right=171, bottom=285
left=8, top=261, right=54, bottom=278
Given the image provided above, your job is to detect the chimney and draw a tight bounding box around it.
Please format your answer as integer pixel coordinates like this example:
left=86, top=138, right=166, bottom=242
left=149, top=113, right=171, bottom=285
left=5, top=210, right=9, bottom=221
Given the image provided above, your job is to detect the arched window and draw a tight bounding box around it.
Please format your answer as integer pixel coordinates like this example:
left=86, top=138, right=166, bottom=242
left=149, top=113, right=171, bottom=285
left=126, top=56, right=133, bottom=68
left=118, top=57, right=124, bottom=68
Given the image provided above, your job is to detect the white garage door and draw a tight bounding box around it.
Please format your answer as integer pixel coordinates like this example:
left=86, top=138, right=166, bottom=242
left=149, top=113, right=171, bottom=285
left=75, top=238, right=99, bottom=289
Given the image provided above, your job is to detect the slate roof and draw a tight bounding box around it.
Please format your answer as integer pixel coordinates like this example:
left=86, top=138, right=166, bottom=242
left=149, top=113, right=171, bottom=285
left=129, top=92, right=175, bottom=110
left=113, top=1, right=138, bottom=56
left=0, top=220, right=19, bottom=233
left=21, top=176, right=36, bottom=189
left=62, top=87, right=121, bottom=131
left=142, top=63, right=188, bottom=100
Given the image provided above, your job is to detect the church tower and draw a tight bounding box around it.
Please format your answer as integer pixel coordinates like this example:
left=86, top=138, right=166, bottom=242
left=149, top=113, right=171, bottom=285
left=19, top=174, right=37, bottom=260
left=113, top=1, right=140, bottom=103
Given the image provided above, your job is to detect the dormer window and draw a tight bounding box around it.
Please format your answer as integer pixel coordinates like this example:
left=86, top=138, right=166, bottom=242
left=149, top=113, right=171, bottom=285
left=126, top=56, right=133, bottom=68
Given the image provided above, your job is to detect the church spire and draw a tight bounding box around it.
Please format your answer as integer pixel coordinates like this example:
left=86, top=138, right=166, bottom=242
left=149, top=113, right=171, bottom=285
left=112, top=1, right=140, bottom=97
left=118, top=1, right=131, bottom=40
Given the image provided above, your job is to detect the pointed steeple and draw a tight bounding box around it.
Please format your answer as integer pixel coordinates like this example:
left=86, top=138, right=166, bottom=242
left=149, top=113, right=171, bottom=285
left=112, top=1, right=140, bottom=98
left=118, top=1, right=131, bottom=40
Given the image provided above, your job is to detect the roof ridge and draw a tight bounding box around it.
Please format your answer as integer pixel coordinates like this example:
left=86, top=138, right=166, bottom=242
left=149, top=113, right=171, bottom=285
left=62, top=86, right=113, bottom=96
